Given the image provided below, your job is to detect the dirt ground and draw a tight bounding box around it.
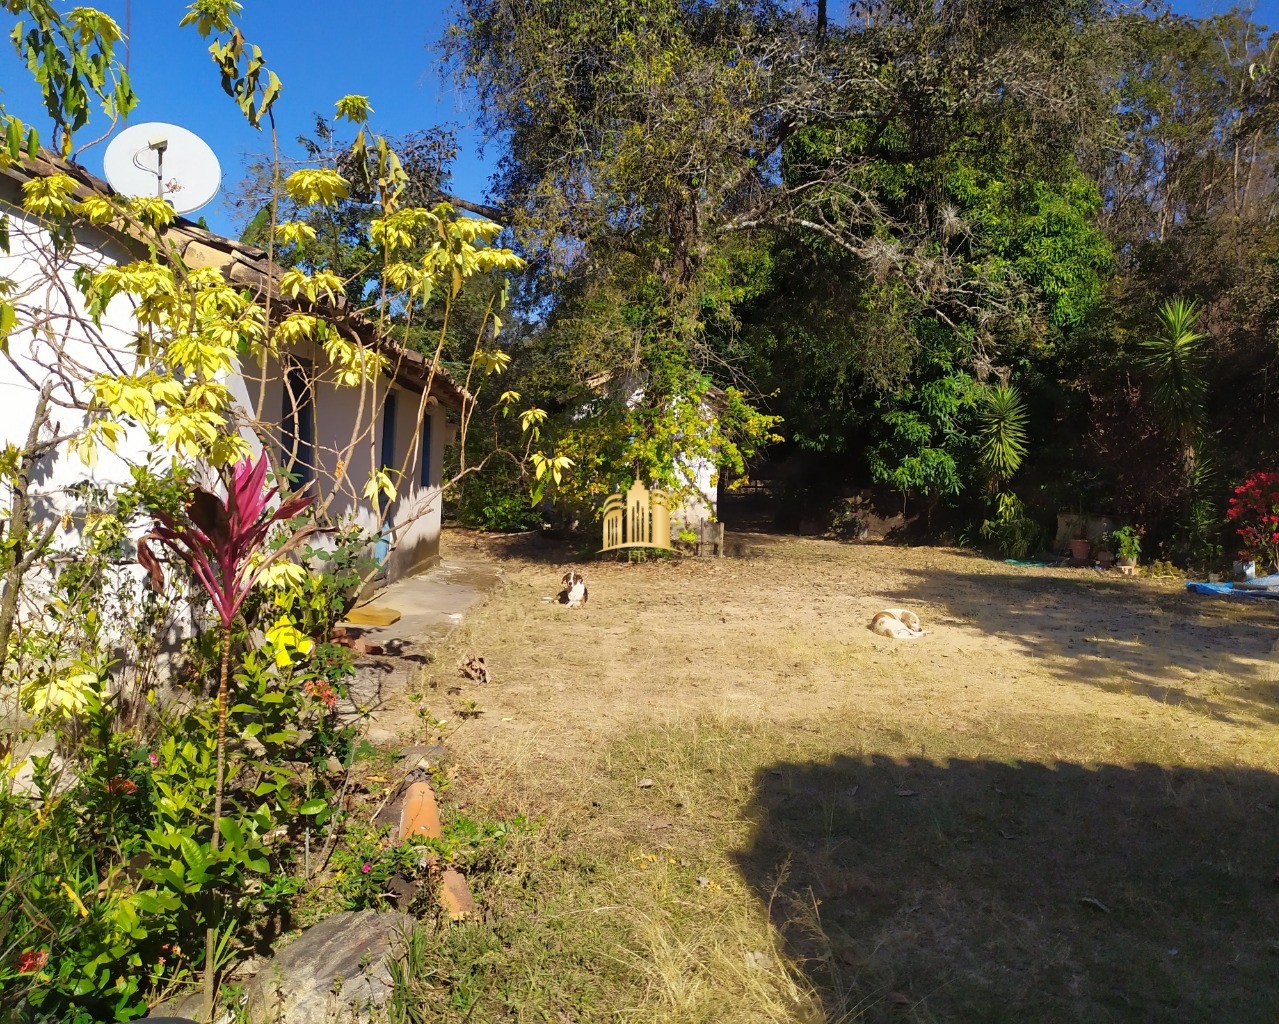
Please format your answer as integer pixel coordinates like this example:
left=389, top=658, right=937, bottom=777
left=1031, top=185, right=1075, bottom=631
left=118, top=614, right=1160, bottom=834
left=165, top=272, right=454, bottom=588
left=393, top=532, right=1279, bottom=773
left=379, top=531, right=1279, bottom=1024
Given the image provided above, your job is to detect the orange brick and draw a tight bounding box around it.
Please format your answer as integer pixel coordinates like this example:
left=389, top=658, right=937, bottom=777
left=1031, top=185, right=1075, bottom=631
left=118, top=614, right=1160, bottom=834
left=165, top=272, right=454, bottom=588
left=398, top=782, right=442, bottom=841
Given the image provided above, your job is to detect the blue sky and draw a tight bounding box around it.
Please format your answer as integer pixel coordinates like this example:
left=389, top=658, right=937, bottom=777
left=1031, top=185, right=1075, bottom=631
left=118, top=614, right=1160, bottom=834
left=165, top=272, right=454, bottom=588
left=1, top=2, right=485, bottom=234
left=0, top=1, right=1274, bottom=237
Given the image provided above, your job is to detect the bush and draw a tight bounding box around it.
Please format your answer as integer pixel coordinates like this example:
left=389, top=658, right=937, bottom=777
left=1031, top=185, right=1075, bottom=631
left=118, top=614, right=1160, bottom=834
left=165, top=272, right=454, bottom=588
left=0, top=469, right=354, bottom=1022
left=1227, top=470, right=1279, bottom=571
left=830, top=498, right=870, bottom=540
left=448, top=460, right=545, bottom=532
left=979, top=491, right=1043, bottom=559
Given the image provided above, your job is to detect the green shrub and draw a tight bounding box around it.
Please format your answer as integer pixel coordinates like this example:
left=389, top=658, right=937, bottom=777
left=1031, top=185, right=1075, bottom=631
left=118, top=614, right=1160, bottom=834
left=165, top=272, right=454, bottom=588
left=448, top=461, right=545, bottom=532
left=980, top=491, right=1043, bottom=559
left=1111, top=525, right=1142, bottom=562
left=0, top=474, right=356, bottom=1022
left=830, top=498, right=870, bottom=540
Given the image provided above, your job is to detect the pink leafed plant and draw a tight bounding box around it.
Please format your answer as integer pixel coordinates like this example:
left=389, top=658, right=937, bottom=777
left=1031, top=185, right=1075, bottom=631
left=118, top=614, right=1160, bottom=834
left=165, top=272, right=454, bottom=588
left=136, top=453, right=315, bottom=1014
left=137, top=453, right=315, bottom=629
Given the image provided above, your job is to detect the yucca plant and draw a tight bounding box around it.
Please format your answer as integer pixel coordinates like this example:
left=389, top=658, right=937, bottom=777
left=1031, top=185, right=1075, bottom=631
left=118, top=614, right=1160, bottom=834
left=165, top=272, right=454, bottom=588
left=1140, top=297, right=1207, bottom=447
left=976, top=384, right=1029, bottom=488
left=137, top=453, right=314, bottom=1016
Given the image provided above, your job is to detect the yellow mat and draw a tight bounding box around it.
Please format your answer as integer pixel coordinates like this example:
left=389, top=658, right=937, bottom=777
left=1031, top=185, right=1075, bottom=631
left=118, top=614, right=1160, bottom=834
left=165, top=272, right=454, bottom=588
left=342, top=605, right=402, bottom=627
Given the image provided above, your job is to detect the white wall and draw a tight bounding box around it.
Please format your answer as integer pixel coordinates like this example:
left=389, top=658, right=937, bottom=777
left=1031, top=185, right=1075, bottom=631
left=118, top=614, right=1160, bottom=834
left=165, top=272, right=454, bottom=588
left=671, top=451, right=717, bottom=531
left=228, top=344, right=447, bottom=584
left=0, top=193, right=152, bottom=552
left=2, top=181, right=445, bottom=592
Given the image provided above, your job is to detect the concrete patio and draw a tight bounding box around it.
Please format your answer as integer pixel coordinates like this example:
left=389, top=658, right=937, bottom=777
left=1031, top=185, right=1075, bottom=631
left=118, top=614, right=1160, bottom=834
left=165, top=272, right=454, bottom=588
left=337, top=557, right=504, bottom=721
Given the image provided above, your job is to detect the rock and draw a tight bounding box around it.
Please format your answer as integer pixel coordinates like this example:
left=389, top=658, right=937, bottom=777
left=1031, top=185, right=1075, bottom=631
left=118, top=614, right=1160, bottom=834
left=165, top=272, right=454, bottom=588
left=242, top=910, right=415, bottom=1024
left=146, top=987, right=203, bottom=1021
left=365, top=726, right=400, bottom=747
left=351, top=638, right=386, bottom=657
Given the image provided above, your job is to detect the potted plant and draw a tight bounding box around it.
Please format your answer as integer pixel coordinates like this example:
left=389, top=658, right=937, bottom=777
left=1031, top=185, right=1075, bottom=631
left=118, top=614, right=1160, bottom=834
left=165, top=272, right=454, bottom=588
left=1095, top=536, right=1115, bottom=568
left=1111, top=525, right=1141, bottom=567
left=1069, top=525, right=1092, bottom=563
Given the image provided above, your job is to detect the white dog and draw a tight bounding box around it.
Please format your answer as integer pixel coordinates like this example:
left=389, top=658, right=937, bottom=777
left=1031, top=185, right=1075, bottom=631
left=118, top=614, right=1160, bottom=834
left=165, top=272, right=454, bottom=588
left=869, top=607, right=924, bottom=639
left=558, top=571, right=588, bottom=608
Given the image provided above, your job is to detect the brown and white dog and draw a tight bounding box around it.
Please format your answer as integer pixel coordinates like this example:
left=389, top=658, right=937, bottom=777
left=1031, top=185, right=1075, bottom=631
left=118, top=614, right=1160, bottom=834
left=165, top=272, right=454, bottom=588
left=558, top=571, right=588, bottom=608
left=869, top=607, right=924, bottom=639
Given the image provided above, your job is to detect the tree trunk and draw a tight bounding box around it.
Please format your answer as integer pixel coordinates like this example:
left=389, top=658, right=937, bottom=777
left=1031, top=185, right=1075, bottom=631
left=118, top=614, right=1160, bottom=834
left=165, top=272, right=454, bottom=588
left=203, top=627, right=232, bottom=1022
left=0, top=383, right=57, bottom=676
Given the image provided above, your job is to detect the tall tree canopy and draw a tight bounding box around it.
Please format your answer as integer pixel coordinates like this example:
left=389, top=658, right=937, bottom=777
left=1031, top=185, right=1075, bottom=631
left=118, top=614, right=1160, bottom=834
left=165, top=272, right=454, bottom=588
left=445, top=0, right=1119, bottom=505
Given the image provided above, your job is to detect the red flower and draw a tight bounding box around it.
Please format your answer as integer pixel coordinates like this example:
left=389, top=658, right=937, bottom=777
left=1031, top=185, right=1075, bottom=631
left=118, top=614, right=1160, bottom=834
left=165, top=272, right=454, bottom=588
left=16, top=949, right=48, bottom=973
left=1228, top=470, right=1279, bottom=567
left=106, top=776, right=138, bottom=795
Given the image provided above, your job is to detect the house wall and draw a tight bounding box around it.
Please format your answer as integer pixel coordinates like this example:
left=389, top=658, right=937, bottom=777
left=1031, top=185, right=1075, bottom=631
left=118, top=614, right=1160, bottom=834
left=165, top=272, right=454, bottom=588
left=0, top=189, right=149, bottom=549
left=228, top=347, right=448, bottom=584
left=1, top=178, right=447, bottom=591
left=671, top=452, right=717, bottom=532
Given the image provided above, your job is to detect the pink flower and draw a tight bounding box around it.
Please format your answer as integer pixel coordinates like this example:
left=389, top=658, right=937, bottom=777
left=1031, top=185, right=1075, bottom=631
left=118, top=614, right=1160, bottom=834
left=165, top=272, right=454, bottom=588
left=148, top=752, right=158, bottom=767
left=361, top=862, right=372, bottom=874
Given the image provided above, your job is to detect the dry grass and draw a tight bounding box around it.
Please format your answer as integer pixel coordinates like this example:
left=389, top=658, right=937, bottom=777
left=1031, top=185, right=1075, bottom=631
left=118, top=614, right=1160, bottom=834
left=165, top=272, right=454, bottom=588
left=382, top=532, right=1279, bottom=1023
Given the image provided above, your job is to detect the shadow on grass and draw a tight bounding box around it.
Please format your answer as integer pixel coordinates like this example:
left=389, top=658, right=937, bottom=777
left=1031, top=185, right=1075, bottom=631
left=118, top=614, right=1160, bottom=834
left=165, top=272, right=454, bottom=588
left=881, top=565, right=1279, bottom=726
left=734, top=753, right=1279, bottom=1024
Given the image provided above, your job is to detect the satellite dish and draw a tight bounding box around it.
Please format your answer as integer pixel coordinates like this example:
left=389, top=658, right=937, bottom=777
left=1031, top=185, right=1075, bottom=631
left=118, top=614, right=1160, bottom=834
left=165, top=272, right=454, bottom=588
left=103, top=122, right=221, bottom=215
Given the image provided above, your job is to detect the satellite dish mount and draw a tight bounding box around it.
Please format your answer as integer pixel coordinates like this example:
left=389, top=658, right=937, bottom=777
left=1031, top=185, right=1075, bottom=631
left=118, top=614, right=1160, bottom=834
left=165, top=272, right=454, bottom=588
left=104, top=122, right=221, bottom=215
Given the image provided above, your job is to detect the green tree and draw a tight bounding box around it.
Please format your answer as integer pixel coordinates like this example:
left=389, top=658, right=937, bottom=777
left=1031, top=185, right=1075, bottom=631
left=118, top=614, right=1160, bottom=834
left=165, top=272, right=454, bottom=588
left=446, top=0, right=1117, bottom=500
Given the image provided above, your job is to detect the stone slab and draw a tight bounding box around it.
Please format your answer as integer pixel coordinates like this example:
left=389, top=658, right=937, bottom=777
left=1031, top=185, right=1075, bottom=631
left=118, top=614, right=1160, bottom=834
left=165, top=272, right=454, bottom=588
left=241, top=909, right=415, bottom=1024
left=440, top=868, right=476, bottom=921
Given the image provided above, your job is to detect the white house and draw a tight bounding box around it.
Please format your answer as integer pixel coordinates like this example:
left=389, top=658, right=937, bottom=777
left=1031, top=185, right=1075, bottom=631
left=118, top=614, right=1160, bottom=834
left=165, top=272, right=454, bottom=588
left=580, top=372, right=721, bottom=533
left=0, top=152, right=461, bottom=587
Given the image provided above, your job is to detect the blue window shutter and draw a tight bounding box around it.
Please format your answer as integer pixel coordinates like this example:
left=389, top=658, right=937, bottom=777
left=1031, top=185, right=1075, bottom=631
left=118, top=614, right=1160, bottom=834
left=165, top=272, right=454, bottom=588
left=381, top=390, right=397, bottom=472
left=419, top=411, right=432, bottom=487
left=281, top=360, right=315, bottom=487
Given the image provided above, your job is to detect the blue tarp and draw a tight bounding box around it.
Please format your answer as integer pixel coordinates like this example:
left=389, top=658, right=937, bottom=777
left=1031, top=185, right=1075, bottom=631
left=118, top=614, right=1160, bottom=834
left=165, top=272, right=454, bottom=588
left=1236, top=572, right=1279, bottom=591
left=1185, top=581, right=1279, bottom=600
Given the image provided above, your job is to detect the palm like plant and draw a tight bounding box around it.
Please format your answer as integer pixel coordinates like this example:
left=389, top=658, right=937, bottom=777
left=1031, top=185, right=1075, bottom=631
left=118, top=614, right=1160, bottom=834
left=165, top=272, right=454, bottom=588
left=138, top=454, right=314, bottom=1017
left=976, top=384, right=1029, bottom=487
left=1139, top=297, right=1207, bottom=445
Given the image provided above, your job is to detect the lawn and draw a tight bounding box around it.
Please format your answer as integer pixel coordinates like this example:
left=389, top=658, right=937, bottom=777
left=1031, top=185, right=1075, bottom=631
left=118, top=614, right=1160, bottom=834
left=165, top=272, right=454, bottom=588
left=382, top=532, right=1279, bottom=1024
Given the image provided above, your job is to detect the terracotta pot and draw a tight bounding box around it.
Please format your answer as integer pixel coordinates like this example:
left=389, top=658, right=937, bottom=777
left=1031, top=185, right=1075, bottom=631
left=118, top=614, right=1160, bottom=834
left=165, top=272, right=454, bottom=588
left=1070, top=538, right=1092, bottom=562
left=1097, top=551, right=1115, bottom=568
